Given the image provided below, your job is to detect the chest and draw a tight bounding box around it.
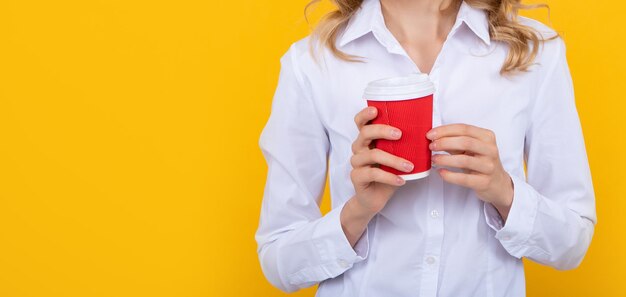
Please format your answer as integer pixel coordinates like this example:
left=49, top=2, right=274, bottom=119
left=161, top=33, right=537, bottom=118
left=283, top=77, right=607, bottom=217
left=308, top=40, right=535, bottom=167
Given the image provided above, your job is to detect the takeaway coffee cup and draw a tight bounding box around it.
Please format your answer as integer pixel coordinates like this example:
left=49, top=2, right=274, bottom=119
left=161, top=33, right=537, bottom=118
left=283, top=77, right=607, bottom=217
left=363, top=73, right=435, bottom=181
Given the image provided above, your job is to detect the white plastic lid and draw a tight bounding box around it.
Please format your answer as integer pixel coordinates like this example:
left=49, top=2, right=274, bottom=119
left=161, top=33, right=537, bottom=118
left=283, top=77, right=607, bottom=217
left=363, top=73, right=435, bottom=101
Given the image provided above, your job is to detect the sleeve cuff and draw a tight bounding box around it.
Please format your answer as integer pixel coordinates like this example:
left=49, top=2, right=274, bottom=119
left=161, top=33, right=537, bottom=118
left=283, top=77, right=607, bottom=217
left=287, top=200, right=370, bottom=285
left=483, top=172, right=539, bottom=258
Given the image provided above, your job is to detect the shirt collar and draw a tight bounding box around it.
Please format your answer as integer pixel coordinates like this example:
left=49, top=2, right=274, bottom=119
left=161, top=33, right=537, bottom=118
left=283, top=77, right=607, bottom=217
left=338, top=0, right=491, bottom=47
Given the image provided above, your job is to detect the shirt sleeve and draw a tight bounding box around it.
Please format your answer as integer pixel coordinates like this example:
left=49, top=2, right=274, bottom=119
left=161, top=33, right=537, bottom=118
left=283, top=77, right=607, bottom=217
left=255, top=42, right=370, bottom=293
left=483, top=36, right=597, bottom=270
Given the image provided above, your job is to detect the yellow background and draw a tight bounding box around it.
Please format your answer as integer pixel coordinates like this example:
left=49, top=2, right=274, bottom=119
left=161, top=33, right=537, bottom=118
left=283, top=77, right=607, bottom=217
left=0, top=0, right=623, bottom=296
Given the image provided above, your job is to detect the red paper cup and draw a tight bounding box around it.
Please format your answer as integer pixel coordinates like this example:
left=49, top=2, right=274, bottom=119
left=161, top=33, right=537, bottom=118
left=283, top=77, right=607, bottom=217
left=363, top=73, right=434, bottom=181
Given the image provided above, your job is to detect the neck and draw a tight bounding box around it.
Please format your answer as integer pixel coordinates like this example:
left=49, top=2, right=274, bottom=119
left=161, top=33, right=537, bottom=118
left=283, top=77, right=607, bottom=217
left=379, top=0, right=462, bottom=44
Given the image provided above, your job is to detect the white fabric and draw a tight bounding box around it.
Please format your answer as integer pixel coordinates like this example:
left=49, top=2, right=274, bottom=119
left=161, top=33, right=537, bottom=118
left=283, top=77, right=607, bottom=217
left=255, top=0, right=597, bottom=296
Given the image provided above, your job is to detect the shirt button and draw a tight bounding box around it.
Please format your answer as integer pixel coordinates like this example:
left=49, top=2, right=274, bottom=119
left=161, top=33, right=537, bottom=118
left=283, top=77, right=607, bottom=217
left=425, top=256, right=436, bottom=265
left=338, top=259, right=349, bottom=269
left=430, top=209, right=439, bottom=218
left=502, top=235, right=511, bottom=241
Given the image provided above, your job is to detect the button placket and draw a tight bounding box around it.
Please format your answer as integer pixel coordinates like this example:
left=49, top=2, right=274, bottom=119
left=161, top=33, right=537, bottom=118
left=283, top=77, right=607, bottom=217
left=420, top=171, right=445, bottom=297
left=425, top=256, right=437, bottom=265
left=374, top=10, right=462, bottom=296
left=418, top=19, right=462, bottom=297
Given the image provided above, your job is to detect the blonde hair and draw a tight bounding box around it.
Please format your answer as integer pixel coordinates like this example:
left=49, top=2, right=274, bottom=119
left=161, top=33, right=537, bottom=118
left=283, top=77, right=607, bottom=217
left=304, top=0, right=559, bottom=75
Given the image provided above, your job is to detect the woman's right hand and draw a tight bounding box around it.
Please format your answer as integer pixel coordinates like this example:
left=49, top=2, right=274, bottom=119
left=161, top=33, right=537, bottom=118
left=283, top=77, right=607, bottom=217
left=340, top=106, right=414, bottom=247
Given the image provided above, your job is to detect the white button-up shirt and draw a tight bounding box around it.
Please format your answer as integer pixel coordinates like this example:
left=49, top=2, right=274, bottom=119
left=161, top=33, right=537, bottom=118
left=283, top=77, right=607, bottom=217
left=255, top=0, right=597, bottom=296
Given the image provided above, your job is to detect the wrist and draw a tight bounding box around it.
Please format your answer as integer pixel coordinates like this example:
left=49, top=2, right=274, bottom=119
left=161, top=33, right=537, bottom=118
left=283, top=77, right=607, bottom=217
left=492, top=173, right=514, bottom=221
left=345, top=196, right=377, bottom=222
left=340, top=197, right=376, bottom=247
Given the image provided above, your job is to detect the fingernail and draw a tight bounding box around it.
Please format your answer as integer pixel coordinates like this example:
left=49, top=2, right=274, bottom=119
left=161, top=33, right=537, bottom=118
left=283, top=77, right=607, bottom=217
left=402, top=162, right=414, bottom=172
left=397, top=177, right=405, bottom=185
left=369, top=107, right=377, bottom=114
left=426, top=130, right=436, bottom=139
left=391, top=129, right=401, bottom=138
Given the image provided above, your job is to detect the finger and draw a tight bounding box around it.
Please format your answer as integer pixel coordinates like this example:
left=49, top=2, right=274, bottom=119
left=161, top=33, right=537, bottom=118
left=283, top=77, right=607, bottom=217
left=432, top=154, right=495, bottom=175
left=351, top=148, right=414, bottom=173
left=437, top=168, right=489, bottom=191
left=351, top=166, right=405, bottom=187
left=428, top=123, right=495, bottom=143
left=430, top=135, right=495, bottom=156
left=439, top=149, right=466, bottom=155
left=354, top=106, right=379, bottom=130
left=352, top=124, right=402, bottom=154
left=428, top=137, right=464, bottom=155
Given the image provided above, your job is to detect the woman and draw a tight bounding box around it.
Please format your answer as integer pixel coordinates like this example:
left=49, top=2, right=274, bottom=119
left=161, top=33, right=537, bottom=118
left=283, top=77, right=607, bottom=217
left=256, top=0, right=596, bottom=296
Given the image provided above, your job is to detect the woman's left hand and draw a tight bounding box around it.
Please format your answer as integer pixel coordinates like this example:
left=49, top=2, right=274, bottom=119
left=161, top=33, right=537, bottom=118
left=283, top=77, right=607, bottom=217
left=426, top=123, right=514, bottom=221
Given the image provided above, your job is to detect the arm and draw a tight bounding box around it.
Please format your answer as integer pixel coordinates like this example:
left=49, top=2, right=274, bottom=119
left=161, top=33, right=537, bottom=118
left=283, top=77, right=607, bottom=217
left=483, top=37, right=597, bottom=270
left=255, top=43, right=370, bottom=293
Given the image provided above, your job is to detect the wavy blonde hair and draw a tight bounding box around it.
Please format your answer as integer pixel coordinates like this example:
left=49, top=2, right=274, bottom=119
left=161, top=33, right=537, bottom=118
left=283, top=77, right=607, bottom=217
left=304, top=0, right=559, bottom=75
